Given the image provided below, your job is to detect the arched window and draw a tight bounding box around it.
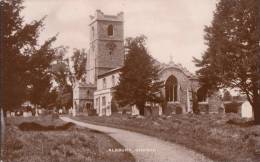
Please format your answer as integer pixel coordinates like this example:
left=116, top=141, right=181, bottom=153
left=107, top=25, right=113, bottom=36
left=165, top=75, right=178, bottom=102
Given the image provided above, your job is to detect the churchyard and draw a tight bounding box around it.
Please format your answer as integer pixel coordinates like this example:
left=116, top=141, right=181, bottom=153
left=2, top=115, right=134, bottom=162
left=72, top=113, right=260, bottom=162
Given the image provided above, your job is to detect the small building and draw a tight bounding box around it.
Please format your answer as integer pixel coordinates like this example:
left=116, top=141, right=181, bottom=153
left=94, top=68, right=121, bottom=116
left=73, top=81, right=96, bottom=113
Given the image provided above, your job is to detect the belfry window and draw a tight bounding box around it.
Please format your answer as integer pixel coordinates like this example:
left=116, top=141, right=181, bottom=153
left=107, top=25, right=113, bottom=36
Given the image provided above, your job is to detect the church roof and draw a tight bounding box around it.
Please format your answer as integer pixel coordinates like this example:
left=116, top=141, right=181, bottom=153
left=159, top=61, right=198, bottom=80
left=97, top=67, right=122, bottom=79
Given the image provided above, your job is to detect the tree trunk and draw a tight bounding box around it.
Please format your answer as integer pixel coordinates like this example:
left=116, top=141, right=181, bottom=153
left=137, top=102, right=145, bottom=116
left=253, top=96, right=260, bottom=125
left=139, top=107, right=145, bottom=116
left=1, top=108, right=5, bottom=159
left=192, top=91, right=200, bottom=114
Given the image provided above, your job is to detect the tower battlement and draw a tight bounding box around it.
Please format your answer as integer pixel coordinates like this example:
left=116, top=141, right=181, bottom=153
left=89, top=10, right=124, bottom=24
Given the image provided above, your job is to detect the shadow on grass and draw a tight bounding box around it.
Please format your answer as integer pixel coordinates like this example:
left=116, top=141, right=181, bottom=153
left=227, top=118, right=255, bottom=127
left=18, top=122, right=75, bottom=131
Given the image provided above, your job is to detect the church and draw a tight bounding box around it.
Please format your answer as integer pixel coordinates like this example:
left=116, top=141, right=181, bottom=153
left=73, top=10, right=223, bottom=116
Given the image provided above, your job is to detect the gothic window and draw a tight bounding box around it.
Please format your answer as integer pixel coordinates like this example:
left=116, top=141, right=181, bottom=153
left=107, top=25, right=113, bottom=36
left=165, top=75, right=178, bottom=102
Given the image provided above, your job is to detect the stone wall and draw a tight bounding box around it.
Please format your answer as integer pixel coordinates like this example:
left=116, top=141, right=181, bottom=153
left=159, top=66, right=198, bottom=112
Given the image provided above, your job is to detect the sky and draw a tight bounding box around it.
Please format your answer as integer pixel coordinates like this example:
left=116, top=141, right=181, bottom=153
left=22, top=0, right=217, bottom=73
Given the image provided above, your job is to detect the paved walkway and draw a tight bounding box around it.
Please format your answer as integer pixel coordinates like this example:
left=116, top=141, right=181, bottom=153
left=60, top=116, right=213, bottom=162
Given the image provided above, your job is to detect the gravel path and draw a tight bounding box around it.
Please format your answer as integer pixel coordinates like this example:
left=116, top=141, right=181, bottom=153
left=60, top=116, right=213, bottom=162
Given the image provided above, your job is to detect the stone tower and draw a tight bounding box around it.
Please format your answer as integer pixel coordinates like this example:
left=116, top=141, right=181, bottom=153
left=86, top=10, right=124, bottom=84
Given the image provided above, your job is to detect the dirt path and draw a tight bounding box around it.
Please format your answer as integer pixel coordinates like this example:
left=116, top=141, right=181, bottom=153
left=60, top=116, right=213, bottom=162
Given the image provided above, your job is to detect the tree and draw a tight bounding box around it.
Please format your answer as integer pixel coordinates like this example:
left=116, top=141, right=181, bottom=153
left=0, top=0, right=57, bottom=111
left=51, top=48, right=87, bottom=109
left=71, top=48, right=87, bottom=82
left=27, top=37, right=57, bottom=107
left=114, top=35, right=163, bottom=115
left=193, top=0, right=260, bottom=124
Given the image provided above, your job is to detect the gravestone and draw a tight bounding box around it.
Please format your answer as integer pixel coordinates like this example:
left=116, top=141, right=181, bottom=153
left=241, top=101, right=253, bottom=118
left=6, top=111, right=10, bottom=118
left=10, top=112, right=15, bottom=117
left=131, top=105, right=139, bottom=116
left=23, top=111, right=32, bottom=117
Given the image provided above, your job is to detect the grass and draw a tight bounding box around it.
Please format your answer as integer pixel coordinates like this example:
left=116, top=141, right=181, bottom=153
left=3, top=115, right=135, bottom=162
left=72, top=113, right=260, bottom=162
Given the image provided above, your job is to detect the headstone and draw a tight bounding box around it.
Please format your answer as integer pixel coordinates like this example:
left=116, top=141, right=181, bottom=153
left=38, top=109, right=42, bottom=114
left=241, top=101, right=253, bottom=118
left=35, top=108, right=39, bottom=117
left=10, top=112, right=15, bottom=117
left=69, top=108, right=72, bottom=115
left=23, top=111, right=32, bottom=117
left=158, top=106, right=162, bottom=116
left=6, top=111, right=11, bottom=118
left=72, top=107, right=76, bottom=117
left=131, top=105, right=139, bottom=116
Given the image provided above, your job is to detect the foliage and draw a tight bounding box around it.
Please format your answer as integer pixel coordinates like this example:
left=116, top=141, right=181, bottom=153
left=114, top=35, right=163, bottom=115
left=71, top=48, right=87, bottom=82
left=51, top=47, right=87, bottom=109
left=193, top=0, right=260, bottom=123
left=26, top=37, right=57, bottom=107
left=0, top=0, right=57, bottom=110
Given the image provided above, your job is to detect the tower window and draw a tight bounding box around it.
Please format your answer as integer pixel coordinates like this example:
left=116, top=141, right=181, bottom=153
left=107, top=25, right=113, bottom=36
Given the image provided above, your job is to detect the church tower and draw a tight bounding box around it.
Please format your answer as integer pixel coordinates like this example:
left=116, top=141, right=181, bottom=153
left=86, top=10, right=124, bottom=84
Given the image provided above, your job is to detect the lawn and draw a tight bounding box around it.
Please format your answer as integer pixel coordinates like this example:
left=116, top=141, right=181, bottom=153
left=2, top=115, right=135, bottom=162
left=73, top=113, right=260, bottom=162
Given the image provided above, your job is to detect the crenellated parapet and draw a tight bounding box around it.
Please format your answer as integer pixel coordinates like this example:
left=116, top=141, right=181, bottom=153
left=89, top=10, right=124, bottom=25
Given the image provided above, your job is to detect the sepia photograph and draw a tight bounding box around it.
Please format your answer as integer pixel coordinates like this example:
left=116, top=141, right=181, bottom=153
left=0, top=0, right=260, bottom=161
